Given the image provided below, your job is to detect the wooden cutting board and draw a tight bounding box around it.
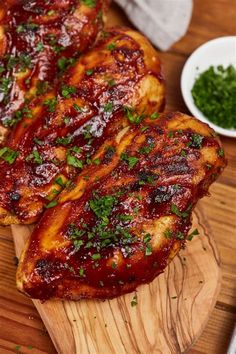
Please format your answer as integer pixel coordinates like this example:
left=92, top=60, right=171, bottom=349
left=11, top=205, right=221, bottom=354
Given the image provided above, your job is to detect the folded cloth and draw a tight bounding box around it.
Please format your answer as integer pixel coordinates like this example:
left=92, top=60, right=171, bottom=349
left=114, top=0, right=193, bottom=51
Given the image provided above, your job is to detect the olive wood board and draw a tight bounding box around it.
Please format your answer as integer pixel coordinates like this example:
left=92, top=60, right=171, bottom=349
left=11, top=205, right=221, bottom=354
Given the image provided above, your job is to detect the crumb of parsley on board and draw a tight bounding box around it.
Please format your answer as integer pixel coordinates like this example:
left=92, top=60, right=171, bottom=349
left=191, top=65, right=236, bottom=129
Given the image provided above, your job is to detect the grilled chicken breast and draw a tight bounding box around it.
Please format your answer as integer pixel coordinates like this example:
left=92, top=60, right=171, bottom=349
left=0, top=27, right=165, bottom=225
left=16, top=112, right=226, bottom=300
left=0, top=0, right=110, bottom=143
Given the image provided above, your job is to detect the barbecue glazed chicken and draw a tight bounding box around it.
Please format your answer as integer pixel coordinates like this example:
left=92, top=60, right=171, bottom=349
left=0, top=2, right=226, bottom=301
left=0, top=28, right=165, bottom=225
left=0, top=0, right=110, bottom=143
left=16, top=112, right=226, bottom=300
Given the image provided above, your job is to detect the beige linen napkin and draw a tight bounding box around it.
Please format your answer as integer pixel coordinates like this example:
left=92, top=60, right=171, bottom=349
left=114, top=0, right=193, bottom=51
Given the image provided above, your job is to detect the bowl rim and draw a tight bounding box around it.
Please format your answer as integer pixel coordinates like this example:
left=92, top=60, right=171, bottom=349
left=181, top=35, right=236, bottom=138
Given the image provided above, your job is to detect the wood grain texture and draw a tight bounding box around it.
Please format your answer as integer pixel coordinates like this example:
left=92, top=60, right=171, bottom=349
left=11, top=207, right=221, bottom=354
left=0, top=1, right=236, bottom=353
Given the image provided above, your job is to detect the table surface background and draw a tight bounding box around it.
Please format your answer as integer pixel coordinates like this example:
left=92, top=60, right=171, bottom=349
left=0, top=0, right=236, bottom=353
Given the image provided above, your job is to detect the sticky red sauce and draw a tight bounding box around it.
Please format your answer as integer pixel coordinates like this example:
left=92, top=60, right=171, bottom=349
left=0, top=0, right=108, bottom=128
left=19, top=114, right=226, bottom=300
left=0, top=27, right=165, bottom=223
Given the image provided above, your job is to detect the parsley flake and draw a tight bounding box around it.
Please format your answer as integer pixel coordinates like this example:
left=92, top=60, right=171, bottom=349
left=171, top=203, right=192, bottom=218
left=0, top=147, right=19, bottom=164
left=81, top=0, right=96, bottom=8
left=86, top=69, right=94, bottom=76
left=61, top=85, right=77, bottom=98
left=131, top=294, right=138, bottom=307
left=124, top=106, right=145, bottom=124
left=43, top=97, right=57, bottom=112
left=45, top=200, right=58, bottom=208
left=188, top=228, right=199, bottom=241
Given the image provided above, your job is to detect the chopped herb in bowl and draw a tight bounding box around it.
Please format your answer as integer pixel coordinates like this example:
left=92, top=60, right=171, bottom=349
left=191, top=65, right=236, bottom=129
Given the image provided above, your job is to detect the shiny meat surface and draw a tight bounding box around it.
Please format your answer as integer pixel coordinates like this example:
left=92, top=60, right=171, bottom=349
left=0, top=0, right=109, bottom=142
left=0, top=27, right=165, bottom=225
left=16, top=112, right=226, bottom=300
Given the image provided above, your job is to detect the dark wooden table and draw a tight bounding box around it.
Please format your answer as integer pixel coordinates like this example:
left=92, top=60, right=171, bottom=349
left=0, top=1, right=236, bottom=353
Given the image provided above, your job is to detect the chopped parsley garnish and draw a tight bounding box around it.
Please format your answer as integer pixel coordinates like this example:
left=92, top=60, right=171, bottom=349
left=45, top=200, right=58, bottom=208
left=79, top=267, right=85, bottom=277
left=124, top=106, right=145, bottom=124
left=66, top=192, right=140, bottom=257
left=74, top=239, right=84, bottom=250
left=61, top=85, right=77, bottom=98
left=93, top=158, right=101, bottom=165
left=121, top=153, right=138, bottom=169
left=68, top=224, right=85, bottom=237
left=164, top=229, right=173, bottom=239
left=86, top=69, right=94, bottom=76
left=36, top=42, right=44, bottom=52
left=48, top=188, right=60, bottom=197
left=119, top=214, right=133, bottom=222
left=104, top=102, right=113, bottom=112
left=138, top=171, right=156, bottom=185
left=52, top=44, right=65, bottom=54
left=112, top=261, right=117, bottom=269
left=16, top=22, right=39, bottom=33
left=34, top=137, right=43, bottom=145
left=89, top=194, right=117, bottom=219
left=138, top=142, right=155, bottom=155
left=150, top=112, right=159, bottom=120
left=145, top=243, right=152, bottom=256
left=67, top=156, right=83, bottom=168
left=83, top=125, right=92, bottom=140
left=141, top=126, right=149, bottom=133
left=73, top=103, right=83, bottom=112
left=4, top=105, right=32, bottom=127
left=107, top=78, right=116, bottom=86
left=16, top=24, right=25, bottom=33
left=143, top=233, right=151, bottom=244
left=0, top=77, right=12, bottom=96
left=81, top=0, right=96, bottom=8
left=171, top=203, right=192, bottom=218
left=26, top=149, right=43, bottom=164
left=36, top=81, right=50, bottom=95
left=191, top=65, right=236, bottom=129
left=64, top=117, right=71, bottom=125
left=131, top=294, right=138, bottom=307
left=57, top=57, right=76, bottom=73
left=168, top=131, right=174, bottom=139
left=47, top=9, right=56, bottom=16
left=92, top=253, right=101, bottom=260
left=67, top=146, right=83, bottom=168
left=176, top=232, right=184, bottom=240
left=56, top=135, right=72, bottom=146
left=43, top=97, right=57, bottom=112
left=188, top=134, right=203, bottom=149
left=188, top=228, right=199, bottom=241
left=67, top=225, right=85, bottom=250
left=0, top=147, right=19, bottom=164
left=55, top=176, right=66, bottom=187
left=107, top=43, right=116, bottom=51
left=7, top=54, right=32, bottom=72
left=218, top=148, right=225, bottom=157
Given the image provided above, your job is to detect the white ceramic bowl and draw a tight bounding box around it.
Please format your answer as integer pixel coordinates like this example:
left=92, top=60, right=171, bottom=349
left=181, top=36, right=236, bottom=138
